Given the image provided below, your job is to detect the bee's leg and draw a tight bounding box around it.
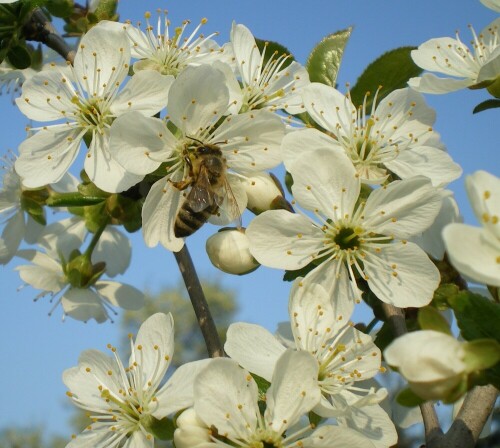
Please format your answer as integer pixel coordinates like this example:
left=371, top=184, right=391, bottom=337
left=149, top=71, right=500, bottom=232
left=169, top=178, right=192, bottom=191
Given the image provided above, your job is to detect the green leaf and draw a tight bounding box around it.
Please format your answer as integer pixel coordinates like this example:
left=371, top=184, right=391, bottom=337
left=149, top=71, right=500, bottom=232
left=449, top=291, right=500, bottom=342
left=255, top=38, right=294, bottom=70
left=472, top=98, right=500, bottom=114
left=462, top=339, right=500, bottom=372
left=306, top=27, right=352, bottom=87
left=7, top=44, right=31, bottom=69
left=350, top=46, right=423, bottom=110
left=396, top=388, right=426, bottom=407
left=93, top=0, right=119, bottom=20
left=418, top=306, right=452, bottom=335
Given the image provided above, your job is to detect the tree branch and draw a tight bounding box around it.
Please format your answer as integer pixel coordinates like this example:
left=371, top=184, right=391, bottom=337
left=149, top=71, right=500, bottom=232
left=173, top=244, right=225, bottom=358
left=436, top=385, right=498, bottom=448
left=22, top=8, right=75, bottom=63
left=381, top=303, right=444, bottom=445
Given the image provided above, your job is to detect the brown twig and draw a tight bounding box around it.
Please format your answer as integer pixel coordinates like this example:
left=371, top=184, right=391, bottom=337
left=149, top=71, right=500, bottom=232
left=22, top=8, right=75, bottom=63
left=173, top=244, right=224, bottom=358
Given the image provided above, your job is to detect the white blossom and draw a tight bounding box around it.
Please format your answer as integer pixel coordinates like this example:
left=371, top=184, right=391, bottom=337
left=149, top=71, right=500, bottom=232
left=109, top=64, right=284, bottom=251
left=294, top=85, right=461, bottom=186
left=384, top=330, right=467, bottom=401
left=443, top=170, right=500, bottom=286
left=15, top=241, right=143, bottom=322
left=15, top=23, right=173, bottom=192
left=247, top=149, right=442, bottom=308
left=63, top=313, right=211, bottom=447
left=225, top=280, right=397, bottom=448
left=409, top=18, right=500, bottom=94
left=230, top=22, right=310, bottom=114
left=180, top=351, right=376, bottom=447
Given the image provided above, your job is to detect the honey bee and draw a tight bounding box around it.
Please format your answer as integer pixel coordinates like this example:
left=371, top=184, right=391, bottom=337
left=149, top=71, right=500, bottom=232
left=172, top=139, right=241, bottom=238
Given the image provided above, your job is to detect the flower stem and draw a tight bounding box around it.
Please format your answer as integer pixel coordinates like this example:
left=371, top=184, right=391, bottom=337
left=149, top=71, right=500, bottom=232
left=84, top=218, right=109, bottom=258
left=173, top=244, right=224, bottom=358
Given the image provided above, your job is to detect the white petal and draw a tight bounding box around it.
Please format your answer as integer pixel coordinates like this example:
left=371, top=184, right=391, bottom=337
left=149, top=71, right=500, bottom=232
left=142, top=176, right=184, bottom=251
left=230, top=23, right=261, bottom=86
left=109, top=112, right=176, bottom=175
left=365, top=241, right=440, bottom=307
left=194, top=358, right=259, bottom=440
left=132, top=312, right=174, bottom=385
left=94, top=281, right=145, bottom=311
left=466, top=170, right=500, bottom=240
left=481, top=0, right=500, bottom=11
left=305, top=425, right=376, bottom=448
left=168, top=65, right=229, bottom=135
left=84, top=132, right=144, bottom=193
left=225, top=322, right=285, bottom=381
left=16, top=127, right=84, bottom=188
left=65, top=423, right=118, bottom=448
left=216, top=110, right=285, bottom=174
left=477, top=48, right=500, bottom=82
left=408, top=73, right=472, bottom=94
left=94, top=226, right=131, bottom=277
left=61, top=288, right=107, bottom=323
left=301, top=82, right=354, bottom=135
left=289, top=279, right=353, bottom=351
left=74, top=24, right=130, bottom=97
left=364, top=176, right=442, bottom=238
left=375, top=88, right=436, bottom=125
left=153, top=359, right=212, bottom=418
left=289, top=149, right=359, bottom=217
left=443, top=224, right=500, bottom=287
left=246, top=210, right=324, bottom=269
left=281, top=127, right=343, bottom=170
left=16, top=249, right=66, bottom=291
left=15, top=70, right=77, bottom=121
left=0, top=209, right=25, bottom=264
left=386, top=146, right=462, bottom=188
left=111, top=70, right=173, bottom=116
left=337, top=404, right=397, bottom=448
left=265, top=350, right=320, bottom=433
left=38, top=217, right=86, bottom=259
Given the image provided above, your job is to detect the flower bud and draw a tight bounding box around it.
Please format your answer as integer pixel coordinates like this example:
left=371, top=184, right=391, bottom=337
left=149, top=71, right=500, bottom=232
left=384, top=330, right=467, bottom=401
left=206, top=228, right=259, bottom=275
left=174, top=408, right=211, bottom=448
left=244, top=172, right=292, bottom=215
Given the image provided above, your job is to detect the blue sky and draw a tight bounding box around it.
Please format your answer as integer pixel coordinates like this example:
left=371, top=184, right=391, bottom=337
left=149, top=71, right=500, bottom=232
left=0, top=0, right=498, bottom=440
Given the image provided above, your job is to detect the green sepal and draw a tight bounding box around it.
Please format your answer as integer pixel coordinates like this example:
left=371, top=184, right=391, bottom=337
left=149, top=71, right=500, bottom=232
left=349, top=46, right=422, bottom=110
left=432, top=283, right=459, bottom=310
left=83, top=203, right=108, bottom=233
left=44, top=0, right=74, bottom=18
left=441, top=377, right=469, bottom=404
left=462, top=339, right=500, bottom=372
left=251, top=372, right=271, bottom=397
left=306, top=27, right=352, bottom=87
left=20, top=195, right=46, bottom=225
left=255, top=38, right=294, bottom=70
left=92, top=0, right=119, bottom=21
left=418, top=306, right=452, bottom=335
left=46, top=192, right=107, bottom=207
left=7, top=44, right=31, bottom=69
left=448, top=291, right=500, bottom=342
left=396, top=388, right=426, bottom=407
left=106, top=194, right=143, bottom=233
left=308, top=411, right=324, bottom=427
left=146, top=416, right=175, bottom=441
left=473, top=98, right=500, bottom=114
left=284, top=171, right=293, bottom=196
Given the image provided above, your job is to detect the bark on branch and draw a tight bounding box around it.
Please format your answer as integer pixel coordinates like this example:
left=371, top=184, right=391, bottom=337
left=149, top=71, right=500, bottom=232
left=22, top=7, right=75, bottom=63
left=174, top=244, right=225, bottom=358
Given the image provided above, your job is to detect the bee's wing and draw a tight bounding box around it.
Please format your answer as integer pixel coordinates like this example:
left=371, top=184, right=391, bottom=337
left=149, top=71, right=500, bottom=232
left=218, top=177, right=243, bottom=229
left=186, top=166, right=218, bottom=213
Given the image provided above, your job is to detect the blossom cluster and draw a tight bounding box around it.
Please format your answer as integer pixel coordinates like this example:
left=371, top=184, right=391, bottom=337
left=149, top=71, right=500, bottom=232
left=0, top=2, right=499, bottom=447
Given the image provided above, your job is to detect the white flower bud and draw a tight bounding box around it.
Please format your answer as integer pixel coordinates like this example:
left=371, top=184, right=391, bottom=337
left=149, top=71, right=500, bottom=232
left=384, top=330, right=467, bottom=401
left=244, top=172, right=289, bottom=214
left=174, top=408, right=211, bottom=448
left=206, top=228, right=259, bottom=275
